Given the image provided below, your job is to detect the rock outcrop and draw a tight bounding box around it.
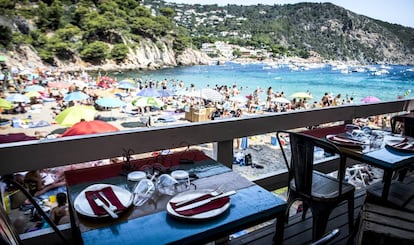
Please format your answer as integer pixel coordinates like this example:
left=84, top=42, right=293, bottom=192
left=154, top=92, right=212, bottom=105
left=1, top=38, right=212, bottom=72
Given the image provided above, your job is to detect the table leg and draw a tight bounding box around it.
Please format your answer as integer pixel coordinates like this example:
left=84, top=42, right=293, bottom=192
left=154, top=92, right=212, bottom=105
left=381, top=171, right=392, bottom=200
left=273, top=213, right=285, bottom=244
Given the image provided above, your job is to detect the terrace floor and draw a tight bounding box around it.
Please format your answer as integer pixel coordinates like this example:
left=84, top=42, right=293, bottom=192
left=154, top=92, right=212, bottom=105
left=229, top=171, right=414, bottom=245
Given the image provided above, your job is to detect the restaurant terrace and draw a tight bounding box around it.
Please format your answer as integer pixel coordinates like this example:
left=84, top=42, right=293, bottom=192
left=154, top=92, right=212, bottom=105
left=1, top=99, right=414, bottom=244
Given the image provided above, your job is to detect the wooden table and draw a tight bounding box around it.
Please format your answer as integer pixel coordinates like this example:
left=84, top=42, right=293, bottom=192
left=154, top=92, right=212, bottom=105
left=303, top=125, right=414, bottom=200
left=65, top=150, right=286, bottom=245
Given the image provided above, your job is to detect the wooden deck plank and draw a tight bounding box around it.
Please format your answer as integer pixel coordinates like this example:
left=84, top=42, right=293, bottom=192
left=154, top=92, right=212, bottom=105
left=229, top=190, right=366, bottom=245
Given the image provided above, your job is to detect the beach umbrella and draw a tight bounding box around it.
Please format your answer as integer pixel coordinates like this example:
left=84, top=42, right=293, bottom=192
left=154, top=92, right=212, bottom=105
left=290, top=92, right=313, bottom=99
left=361, top=96, right=381, bottom=103
left=95, top=97, right=126, bottom=108
left=189, top=88, right=223, bottom=102
left=118, top=79, right=135, bottom=85
left=6, top=93, right=30, bottom=103
left=118, top=82, right=137, bottom=89
left=55, top=105, right=96, bottom=126
left=0, top=98, right=14, bottom=110
left=64, top=91, right=90, bottom=102
left=61, top=120, right=119, bottom=137
left=132, top=96, right=164, bottom=108
left=136, top=88, right=161, bottom=97
left=24, top=85, right=45, bottom=92
left=272, top=97, right=291, bottom=104
left=157, top=89, right=175, bottom=98
left=24, top=91, right=41, bottom=98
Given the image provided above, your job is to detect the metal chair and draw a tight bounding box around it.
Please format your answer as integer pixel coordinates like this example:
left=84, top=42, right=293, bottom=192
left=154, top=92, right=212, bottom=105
left=390, top=115, right=414, bottom=181
left=391, top=114, right=414, bottom=137
left=277, top=130, right=355, bottom=241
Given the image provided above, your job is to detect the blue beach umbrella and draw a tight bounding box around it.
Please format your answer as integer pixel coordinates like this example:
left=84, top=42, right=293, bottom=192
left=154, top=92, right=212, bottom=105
left=136, top=88, right=161, bottom=97
left=118, top=82, right=137, bottom=89
left=157, top=89, right=175, bottom=98
left=6, top=93, right=29, bottom=103
left=95, top=97, right=126, bottom=108
left=64, top=91, right=90, bottom=102
left=24, top=85, right=45, bottom=92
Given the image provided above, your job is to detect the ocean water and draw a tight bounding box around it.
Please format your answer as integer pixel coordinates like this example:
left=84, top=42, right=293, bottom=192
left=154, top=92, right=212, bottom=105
left=113, top=62, right=414, bottom=103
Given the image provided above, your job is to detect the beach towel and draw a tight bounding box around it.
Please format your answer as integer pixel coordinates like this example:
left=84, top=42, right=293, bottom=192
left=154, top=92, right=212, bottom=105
left=27, top=120, right=50, bottom=128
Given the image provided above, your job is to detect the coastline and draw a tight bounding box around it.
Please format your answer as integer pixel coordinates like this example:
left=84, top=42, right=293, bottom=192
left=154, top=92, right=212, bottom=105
left=2, top=46, right=396, bottom=75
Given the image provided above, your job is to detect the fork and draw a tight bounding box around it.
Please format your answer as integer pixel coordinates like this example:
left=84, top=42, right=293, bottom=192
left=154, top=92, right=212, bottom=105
left=92, top=194, right=118, bottom=219
left=99, top=191, right=117, bottom=211
left=175, top=184, right=225, bottom=207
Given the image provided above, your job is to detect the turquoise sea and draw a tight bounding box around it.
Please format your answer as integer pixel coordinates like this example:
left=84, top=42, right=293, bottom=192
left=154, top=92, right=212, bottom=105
left=113, top=62, right=414, bottom=103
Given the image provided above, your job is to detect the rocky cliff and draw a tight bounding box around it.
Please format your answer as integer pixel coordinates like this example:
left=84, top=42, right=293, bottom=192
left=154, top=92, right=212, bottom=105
left=2, top=39, right=212, bottom=72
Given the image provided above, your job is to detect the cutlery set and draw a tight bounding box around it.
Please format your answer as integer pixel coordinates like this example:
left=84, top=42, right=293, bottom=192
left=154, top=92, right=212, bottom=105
left=87, top=185, right=236, bottom=218
left=174, top=190, right=236, bottom=211
left=92, top=193, right=118, bottom=219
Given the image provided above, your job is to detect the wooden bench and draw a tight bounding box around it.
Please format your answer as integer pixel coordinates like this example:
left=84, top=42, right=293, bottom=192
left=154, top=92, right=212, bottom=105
left=357, top=203, right=414, bottom=245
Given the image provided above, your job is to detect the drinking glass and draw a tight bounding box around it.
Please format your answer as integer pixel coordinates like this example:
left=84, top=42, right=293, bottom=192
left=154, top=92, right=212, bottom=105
left=133, top=178, right=155, bottom=206
left=156, top=174, right=178, bottom=196
left=370, top=131, right=384, bottom=150
left=171, top=170, right=192, bottom=193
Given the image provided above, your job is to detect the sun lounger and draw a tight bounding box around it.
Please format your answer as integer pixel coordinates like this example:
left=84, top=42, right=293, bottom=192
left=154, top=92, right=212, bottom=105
left=157, top=115, right=176, bottom=123
left=121, top=107, right=139, bottom=115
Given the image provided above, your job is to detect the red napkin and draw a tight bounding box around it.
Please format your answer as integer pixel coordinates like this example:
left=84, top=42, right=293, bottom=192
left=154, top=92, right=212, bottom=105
left=85, top=186, right=126, bottom=216
left=170, top=195, right=230, bottom=216
left=392, top=139, right=414, bottom=150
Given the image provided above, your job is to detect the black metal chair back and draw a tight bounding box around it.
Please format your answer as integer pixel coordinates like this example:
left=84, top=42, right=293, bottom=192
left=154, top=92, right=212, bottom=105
left=278, top=131, right=346, bottom=197
left=277, top=130, right=354, bottom=242
left=391, top=115, right=414, bottom=137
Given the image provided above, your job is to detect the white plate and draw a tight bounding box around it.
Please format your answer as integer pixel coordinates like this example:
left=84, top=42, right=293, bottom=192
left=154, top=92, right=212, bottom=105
left=74, top=184, right=133, bottom=218
left=166, top=189, right=231, bottom=220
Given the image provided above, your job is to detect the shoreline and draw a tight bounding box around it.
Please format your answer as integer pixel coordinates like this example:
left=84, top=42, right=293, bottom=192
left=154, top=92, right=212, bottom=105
left=2, top=48, right=409, bottom=74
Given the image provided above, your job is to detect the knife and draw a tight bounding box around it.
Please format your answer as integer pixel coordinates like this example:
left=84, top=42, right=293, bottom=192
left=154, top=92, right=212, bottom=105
left=175, top=190, right=236, bottom=211
left=93, top=194, right=118, bottom=218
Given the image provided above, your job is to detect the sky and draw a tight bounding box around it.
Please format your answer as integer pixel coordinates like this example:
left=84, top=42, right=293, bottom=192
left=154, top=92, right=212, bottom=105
left=165, top=0, right=414, bottom=28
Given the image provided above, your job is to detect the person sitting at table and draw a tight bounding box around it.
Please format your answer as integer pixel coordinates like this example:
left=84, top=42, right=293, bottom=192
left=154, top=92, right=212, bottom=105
left=50, top=192, right=70, bottom=225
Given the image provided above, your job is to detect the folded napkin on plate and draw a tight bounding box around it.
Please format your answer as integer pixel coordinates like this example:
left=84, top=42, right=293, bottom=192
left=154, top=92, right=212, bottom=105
left=170, top=195, right=230, bottom=216
left=391, top=139, right=414, bottom=150
left=85, top=186, right=126, bottom=216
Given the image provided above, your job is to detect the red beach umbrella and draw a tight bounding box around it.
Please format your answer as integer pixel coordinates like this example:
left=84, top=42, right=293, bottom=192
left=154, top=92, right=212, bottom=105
left=61, top=120, right=119, bottom=137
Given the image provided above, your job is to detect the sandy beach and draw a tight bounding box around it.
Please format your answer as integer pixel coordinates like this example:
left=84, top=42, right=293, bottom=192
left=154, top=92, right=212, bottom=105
left=0, top=92, right=287, bottom=181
